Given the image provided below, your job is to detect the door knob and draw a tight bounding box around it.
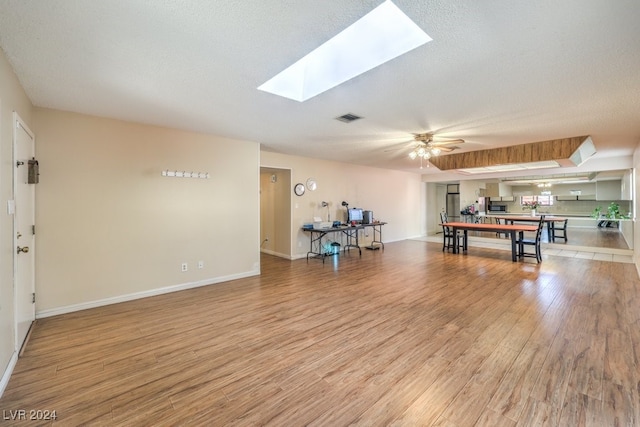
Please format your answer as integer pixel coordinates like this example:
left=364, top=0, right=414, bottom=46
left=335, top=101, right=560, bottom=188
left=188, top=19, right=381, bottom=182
left=17, top=246, right=29, bottom=254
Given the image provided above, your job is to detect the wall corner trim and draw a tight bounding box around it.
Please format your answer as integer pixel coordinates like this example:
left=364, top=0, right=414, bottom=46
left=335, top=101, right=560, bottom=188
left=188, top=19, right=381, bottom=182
left=0, top=351, right=19, bottom=399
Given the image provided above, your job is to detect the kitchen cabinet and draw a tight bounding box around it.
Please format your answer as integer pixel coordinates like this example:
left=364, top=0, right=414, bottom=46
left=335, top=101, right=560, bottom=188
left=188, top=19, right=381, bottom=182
left=486, top=183, right=513, bottom=198
left=596, top=180, right=621, bottom=201
left=621, top=170, right=632, bottom=200
left=489, top=196, right=515, bottom=202
left=485, top=183, right=499, bottom=197
left=555, top=195, right=596, bottom=201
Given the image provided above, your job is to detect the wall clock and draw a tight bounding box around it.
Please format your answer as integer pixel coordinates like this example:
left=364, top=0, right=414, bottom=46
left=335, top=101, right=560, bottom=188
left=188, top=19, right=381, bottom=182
left=306, top=178, right=317, bottom=191
left=294, top=183, right=305, bottom=196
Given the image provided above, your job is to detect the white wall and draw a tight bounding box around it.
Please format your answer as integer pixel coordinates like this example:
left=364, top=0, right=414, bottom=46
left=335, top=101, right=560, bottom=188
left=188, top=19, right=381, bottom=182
left=33, top=108, right=260, bottom=315
left=0, top=48, right=34, bottom=395
left=261, top=151, right=424, bottom=257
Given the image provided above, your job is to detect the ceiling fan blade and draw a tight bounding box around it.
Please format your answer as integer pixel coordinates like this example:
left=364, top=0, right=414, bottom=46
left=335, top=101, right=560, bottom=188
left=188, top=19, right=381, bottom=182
left=383, top=140, right=414, bottom=152
left=431, top=138, right=465, bottom=145
left=436, top=146, right=457, bottom=152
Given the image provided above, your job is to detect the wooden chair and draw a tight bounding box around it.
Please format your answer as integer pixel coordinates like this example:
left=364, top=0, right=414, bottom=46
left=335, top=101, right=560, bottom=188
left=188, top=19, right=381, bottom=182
left=517, top=215, right=545, bottom=262
left=551, top=219, right=568, bottom=242
left=441, top=212, right=463, bottom=252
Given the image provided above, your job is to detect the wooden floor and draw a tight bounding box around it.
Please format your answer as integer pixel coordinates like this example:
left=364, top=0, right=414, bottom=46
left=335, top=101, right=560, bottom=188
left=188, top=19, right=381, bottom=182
left=2, top=240, right=639, bottom=426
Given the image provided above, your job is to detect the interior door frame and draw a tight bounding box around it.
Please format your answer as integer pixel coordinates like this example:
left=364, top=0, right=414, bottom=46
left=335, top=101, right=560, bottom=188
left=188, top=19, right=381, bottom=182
left=12, top=112, right=36, bottom=353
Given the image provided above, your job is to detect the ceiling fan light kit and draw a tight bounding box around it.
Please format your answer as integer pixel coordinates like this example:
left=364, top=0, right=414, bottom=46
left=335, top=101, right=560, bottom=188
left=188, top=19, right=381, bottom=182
left=408, top=133, right=462, bottom=165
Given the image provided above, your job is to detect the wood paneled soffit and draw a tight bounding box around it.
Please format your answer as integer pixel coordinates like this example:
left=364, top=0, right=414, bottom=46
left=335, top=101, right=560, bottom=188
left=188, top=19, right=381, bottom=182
left=429, top=136, right=595, bottom=171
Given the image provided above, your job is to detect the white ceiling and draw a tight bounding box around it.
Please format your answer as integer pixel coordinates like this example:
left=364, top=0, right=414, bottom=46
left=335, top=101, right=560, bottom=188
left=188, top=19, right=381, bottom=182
left=0, top=0, right=639, bottom=178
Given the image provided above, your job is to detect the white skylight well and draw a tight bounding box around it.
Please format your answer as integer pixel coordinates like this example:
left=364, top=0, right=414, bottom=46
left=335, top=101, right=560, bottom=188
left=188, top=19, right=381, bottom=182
left=258, top=0, right=432, bottom=102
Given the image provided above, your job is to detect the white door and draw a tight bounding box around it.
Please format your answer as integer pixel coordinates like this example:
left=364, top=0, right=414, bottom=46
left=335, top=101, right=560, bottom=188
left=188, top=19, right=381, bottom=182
left=14, top=114, right=35, bottom=352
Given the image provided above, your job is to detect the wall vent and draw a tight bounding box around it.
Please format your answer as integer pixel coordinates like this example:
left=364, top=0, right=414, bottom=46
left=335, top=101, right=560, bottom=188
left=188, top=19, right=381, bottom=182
left=335, top=113, right=362, bottom=123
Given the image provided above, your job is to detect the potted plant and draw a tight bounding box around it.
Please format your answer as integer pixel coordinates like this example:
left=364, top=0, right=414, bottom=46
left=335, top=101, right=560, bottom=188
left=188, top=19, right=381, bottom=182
left=606, top=202, right=626, bottom=219
left=593, top=202, right=628, bottom=219
left=592, top=202, right=629, bottom=228
left=591, top=206, right=602, bottom=219
left=522, top=200, right=540, bottom=216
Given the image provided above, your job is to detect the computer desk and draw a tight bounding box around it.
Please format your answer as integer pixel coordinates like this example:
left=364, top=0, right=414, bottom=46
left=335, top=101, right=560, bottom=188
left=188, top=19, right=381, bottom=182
left=302, top=222, right=386, bottom=263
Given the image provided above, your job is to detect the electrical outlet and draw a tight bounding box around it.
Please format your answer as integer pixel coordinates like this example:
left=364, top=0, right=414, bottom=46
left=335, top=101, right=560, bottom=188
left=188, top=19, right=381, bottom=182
left=198, top=261, right=204, bottom=269
left=181, top=263, right=188, bottom=272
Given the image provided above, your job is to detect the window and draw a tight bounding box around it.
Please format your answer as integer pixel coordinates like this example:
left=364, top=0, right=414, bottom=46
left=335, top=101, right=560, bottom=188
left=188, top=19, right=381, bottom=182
left=521, top=195, right=554, bottom=206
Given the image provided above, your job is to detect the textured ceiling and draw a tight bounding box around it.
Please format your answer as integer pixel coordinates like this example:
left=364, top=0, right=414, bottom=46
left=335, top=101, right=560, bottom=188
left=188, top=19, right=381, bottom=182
left=0, top=0, right=639, bottom=178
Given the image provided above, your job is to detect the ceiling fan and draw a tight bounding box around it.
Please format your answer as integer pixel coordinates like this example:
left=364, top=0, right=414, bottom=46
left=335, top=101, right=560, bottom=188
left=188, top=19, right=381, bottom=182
left=408, top=133, right=465, bottom=160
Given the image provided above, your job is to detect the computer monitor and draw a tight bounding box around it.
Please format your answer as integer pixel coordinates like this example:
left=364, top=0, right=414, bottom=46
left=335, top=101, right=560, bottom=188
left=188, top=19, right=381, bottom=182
left=348, top=208, right=363, bottom=223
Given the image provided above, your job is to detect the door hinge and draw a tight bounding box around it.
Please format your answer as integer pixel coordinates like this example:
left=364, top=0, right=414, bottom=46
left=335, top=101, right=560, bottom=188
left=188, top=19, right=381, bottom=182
left=32, top=225, right=35, bottom=235
left=32, top=293, right=35, bottom=303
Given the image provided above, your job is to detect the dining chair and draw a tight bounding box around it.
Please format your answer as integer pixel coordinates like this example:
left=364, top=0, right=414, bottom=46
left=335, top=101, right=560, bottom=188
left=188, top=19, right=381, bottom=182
left=440, top=212, right=463, bottom=252
left=551, top=218, right=568, bottom=242
left=494, top=217, right=508, bottom=238
left=517, top=215, right=545, bottom=262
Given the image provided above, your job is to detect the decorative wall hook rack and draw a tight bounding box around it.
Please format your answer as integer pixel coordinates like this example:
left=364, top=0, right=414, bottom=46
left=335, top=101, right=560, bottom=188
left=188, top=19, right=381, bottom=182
left=161, top=170, right=210, bottom=179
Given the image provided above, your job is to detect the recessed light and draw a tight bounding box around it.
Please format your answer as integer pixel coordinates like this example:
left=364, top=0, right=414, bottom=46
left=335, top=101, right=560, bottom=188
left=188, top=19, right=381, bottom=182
left=258, top=0, right=432, bottom=102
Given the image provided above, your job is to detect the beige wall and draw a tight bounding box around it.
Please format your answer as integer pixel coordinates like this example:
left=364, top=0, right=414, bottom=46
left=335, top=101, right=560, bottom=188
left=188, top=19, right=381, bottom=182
left=0, top=48, right=34, bottom=390
left=33, top=109, right=260, bottom=315
left=261, top=151, right=424, bottom=257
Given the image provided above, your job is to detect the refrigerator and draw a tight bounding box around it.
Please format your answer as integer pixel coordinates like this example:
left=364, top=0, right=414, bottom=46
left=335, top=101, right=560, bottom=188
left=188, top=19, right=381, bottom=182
left=477, top=197, right=487, bottom=214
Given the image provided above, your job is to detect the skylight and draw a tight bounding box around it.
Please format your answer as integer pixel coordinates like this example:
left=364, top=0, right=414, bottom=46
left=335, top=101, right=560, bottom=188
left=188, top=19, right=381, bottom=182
left=258, top=0, right=432, bottom=102
left=457, top=160, right=561, bottom=175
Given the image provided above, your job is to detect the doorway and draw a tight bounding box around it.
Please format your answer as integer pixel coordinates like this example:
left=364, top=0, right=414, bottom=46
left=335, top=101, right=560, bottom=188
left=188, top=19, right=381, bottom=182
left=260, top=167, right=292, bottom=258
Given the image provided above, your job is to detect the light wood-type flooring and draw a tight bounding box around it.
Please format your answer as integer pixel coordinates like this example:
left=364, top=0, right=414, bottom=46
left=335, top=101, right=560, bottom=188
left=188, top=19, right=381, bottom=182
left=1, top=240, right=639, bottom=426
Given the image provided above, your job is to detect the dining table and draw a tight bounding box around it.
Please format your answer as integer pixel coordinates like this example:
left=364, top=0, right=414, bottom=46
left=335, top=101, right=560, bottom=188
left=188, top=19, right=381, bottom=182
left=490, top=215, right=568, bottom=241
left=441, top=222, right=539, bottom=262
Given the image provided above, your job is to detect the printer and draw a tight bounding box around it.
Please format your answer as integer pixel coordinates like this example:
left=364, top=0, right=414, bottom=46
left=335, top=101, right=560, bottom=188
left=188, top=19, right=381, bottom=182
left=313, top=217, right=333, bottom=230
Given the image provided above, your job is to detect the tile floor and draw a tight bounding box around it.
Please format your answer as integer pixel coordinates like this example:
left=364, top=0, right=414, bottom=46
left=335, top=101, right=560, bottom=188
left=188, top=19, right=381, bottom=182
left=418, top=234, right=634, bottom=264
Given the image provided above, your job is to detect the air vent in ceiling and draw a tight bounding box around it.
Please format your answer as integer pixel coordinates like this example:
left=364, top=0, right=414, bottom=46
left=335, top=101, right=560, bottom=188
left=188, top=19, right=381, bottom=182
left=335, top=113, right=362, bottom=123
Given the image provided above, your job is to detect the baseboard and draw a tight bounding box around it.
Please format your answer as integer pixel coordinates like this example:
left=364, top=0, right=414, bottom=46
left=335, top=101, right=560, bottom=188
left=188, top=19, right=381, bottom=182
left=260, top=248, right=294, bottom=260
left=0, top=351, right=18, bottom=399
left=35, top=269, right=260, bottom=319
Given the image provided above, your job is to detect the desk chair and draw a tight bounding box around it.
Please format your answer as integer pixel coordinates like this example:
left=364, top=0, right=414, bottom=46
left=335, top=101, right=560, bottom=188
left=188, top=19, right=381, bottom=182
left=551, top=219, right=568, bottom=242
left=441, top=212, right=464, bottom=252
left=517, top=215, right=545, bottom=263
